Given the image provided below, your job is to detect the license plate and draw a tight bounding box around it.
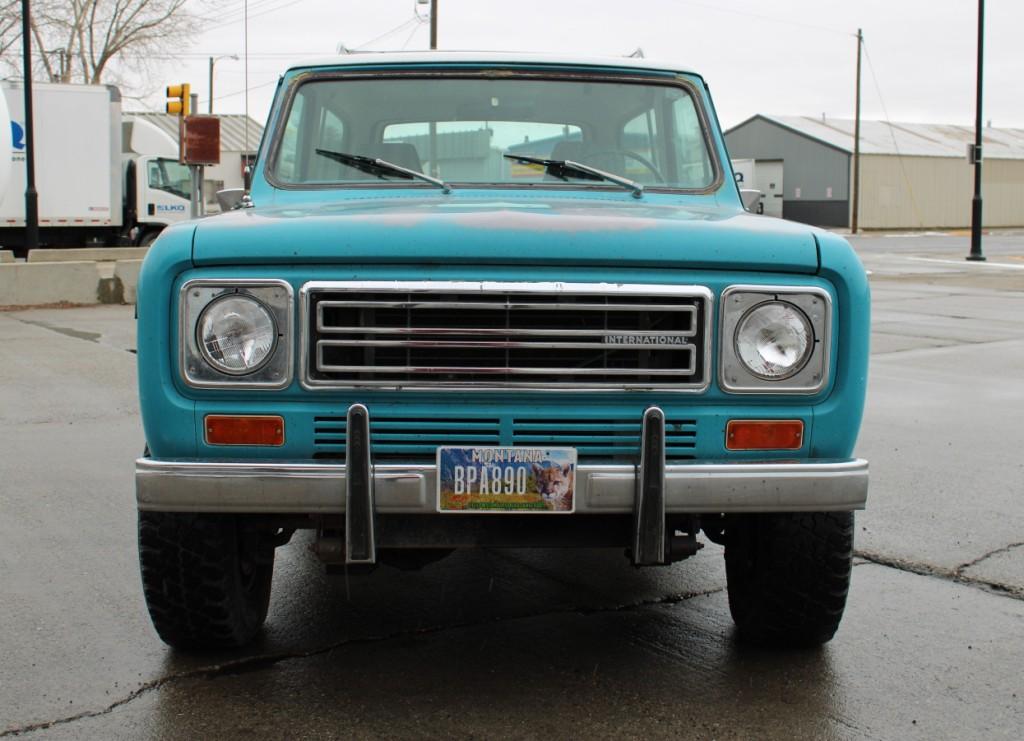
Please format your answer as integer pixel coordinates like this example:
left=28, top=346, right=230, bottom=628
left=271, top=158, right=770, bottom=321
left=437, top=447, right=577, bottom=513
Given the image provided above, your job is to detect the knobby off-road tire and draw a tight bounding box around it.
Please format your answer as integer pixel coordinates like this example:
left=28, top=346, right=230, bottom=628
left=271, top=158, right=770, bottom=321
left=724, top=511, right=854, bottom=647
left=138, top=512, right=274, bottom=650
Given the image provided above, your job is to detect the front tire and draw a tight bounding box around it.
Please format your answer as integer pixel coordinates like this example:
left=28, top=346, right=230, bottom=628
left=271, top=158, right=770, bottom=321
left=138, top=512, right=274, bottom=650
left=724, top=511, right=854, bottom=646
left=137, top=228, right=162, bottom=247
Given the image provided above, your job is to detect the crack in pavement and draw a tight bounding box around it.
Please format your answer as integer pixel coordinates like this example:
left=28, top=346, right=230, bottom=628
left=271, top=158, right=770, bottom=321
left=855, top=549, right=1024, bottom=600
left=0, top=586, right=724, bottom=738
left=954, top=541, right=1024, bottom=576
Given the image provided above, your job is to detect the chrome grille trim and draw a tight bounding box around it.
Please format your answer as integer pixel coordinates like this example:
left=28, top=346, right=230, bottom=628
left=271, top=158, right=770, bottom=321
left=318, top=300, right=700, bottom=312
left=300, top=281, right=712, bottom=392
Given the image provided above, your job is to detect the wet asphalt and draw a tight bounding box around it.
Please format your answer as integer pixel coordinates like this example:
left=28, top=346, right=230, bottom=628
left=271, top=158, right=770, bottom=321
left=1, top=234, right=1022, bottom=739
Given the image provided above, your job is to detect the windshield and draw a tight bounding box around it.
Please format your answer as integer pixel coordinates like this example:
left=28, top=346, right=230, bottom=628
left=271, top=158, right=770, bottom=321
left=270, top=75, right=717, bottom=190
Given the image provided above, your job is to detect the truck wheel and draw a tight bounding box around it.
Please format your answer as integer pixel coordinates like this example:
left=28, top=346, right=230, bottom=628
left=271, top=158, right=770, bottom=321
left=138, top=228, right=162, bottom=247
left=724, top=511, right=854, bottom=646
left=138, top=512, right=274, bottom=650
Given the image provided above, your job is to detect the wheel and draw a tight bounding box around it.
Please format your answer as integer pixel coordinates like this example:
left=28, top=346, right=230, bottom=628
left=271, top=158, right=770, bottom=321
left=724, top=511, right=854, bottom=647
left=138, top=228, right=162, bottom=247
left=578, top=150, right=665, bottom=182
left=138, top=512, right=274, bottom=650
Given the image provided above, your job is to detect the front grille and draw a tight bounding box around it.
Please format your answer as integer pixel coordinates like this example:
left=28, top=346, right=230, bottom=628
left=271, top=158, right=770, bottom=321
left=312, top=413, right=698, bottom=463
left=302, top=281, right=711, bottom=391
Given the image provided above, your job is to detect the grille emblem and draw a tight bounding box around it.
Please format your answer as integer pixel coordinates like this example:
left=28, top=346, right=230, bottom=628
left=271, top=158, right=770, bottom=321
left=603, top=334, right=690, bottom=346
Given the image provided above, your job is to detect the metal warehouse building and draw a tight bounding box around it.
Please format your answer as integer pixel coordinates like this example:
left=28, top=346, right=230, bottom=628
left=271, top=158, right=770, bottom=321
left=725, top=115, right=1024, bottom=230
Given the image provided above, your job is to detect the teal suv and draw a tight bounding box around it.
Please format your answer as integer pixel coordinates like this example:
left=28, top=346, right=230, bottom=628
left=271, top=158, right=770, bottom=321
left=135, top=52, right=870, bottom=650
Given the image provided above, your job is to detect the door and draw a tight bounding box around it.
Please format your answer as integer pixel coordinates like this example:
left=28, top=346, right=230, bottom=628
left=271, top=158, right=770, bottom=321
left=754, top=160, right=784, bottom=218
left=138, top=156, right=191, bottom=226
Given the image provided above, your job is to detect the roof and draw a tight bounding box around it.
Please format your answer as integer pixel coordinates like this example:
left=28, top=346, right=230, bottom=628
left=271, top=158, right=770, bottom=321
left=124, top=112, right=264, bottom=153
left=728, top=114, right=1024, bottom=160
left=285, top=50, right=699, bottom=77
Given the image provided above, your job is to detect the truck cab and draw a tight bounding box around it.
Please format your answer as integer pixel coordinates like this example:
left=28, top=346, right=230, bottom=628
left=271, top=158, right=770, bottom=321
left=134, top=52, right=870, bottom=650
left=123, top=154, right=191, bottom=245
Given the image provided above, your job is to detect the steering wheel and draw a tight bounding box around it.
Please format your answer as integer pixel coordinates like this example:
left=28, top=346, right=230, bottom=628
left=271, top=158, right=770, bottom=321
left=577, top=150, right=665, bottom=183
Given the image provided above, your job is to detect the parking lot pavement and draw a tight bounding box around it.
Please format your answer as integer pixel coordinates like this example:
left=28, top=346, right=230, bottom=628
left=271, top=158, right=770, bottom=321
left=1, top=235, right=1022, bottom=739
left=850, top=234, right=1024, bottom=595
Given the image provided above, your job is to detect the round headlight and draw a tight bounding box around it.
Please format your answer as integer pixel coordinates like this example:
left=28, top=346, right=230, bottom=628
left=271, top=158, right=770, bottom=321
left=197, top=294, right=277, bottom=375
left=734, top=301, right=813, bottom=380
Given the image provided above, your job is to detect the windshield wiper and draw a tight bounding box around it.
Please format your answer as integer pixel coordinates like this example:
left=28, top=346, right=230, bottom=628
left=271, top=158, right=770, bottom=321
left=502, top=153, right=643, bottom=199
left=315, top=149, right=451, bottom=193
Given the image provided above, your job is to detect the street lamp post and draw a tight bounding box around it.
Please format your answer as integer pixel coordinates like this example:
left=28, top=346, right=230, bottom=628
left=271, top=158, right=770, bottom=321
left=208, top=54, right=238, bottom=114
left=967, top=0, right=986, bottom=261
left=21, top=0, right=38, bottom=253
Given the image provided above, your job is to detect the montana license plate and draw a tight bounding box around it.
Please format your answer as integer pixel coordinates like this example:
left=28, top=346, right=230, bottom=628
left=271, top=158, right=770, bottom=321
left=437, top=447, right=577, bottom=513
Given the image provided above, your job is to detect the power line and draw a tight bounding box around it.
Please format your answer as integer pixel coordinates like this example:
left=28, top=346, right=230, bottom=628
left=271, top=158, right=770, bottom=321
left=679, top=1, right=854, bottom=37
left=354, top=16, right=420, bottom=49
left=399, top=17, right=427, bottom=50
left=209, top=75, right=281, bottom=103
left=861, top=39, right=924, bottom=228
left=205, top=0, right=312, bottom=33
left=198, top=0, right=285, bottom=26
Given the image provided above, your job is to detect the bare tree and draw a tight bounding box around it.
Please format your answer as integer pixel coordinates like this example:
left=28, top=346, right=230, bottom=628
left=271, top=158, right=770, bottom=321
left=0, top=0, right=202, bottom=84
left=0, top=2, right=24, bottom=63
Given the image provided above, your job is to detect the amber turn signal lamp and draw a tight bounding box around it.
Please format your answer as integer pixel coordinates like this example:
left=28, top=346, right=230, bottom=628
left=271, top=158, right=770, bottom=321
left=726, top=420, right=804, bottom=451
left=205, top=415, right=285, bottom=446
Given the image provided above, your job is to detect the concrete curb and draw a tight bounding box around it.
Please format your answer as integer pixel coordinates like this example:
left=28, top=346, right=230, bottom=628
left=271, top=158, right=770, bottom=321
left=0, top=258, right=143, bottom=307
left=25, top=247, right=149, bottom=263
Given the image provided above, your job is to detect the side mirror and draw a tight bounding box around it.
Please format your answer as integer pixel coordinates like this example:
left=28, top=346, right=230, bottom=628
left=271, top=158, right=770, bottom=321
left=739, top=189, right=762, bottom=213
left=216, top=188, right=245, bottom=212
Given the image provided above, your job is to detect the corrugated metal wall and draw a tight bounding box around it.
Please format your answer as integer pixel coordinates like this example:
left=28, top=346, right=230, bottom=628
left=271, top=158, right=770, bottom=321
left=858, top=155, right=1024, bottom=229
left=725, top=117, right=851, bottom=226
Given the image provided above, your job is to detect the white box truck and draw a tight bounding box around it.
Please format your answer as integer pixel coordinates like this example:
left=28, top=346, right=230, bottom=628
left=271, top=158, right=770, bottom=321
left=0, top=82, right=191, bottom=255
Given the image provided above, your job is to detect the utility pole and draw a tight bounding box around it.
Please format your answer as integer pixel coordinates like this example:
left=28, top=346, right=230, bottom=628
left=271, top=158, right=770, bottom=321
left=430, top=0, right=438, bottom=50
left=967, top=0, right=986, bottom=261
left=207, top=55, right=237, bottom=114
left=21, top=0, right=39, bottom=253
left=190, top=92, right=204, bottom=219
left=851, top=29, right=862, bottom=235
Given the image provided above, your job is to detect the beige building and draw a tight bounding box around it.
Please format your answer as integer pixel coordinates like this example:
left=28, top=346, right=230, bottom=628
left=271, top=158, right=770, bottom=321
left=726, top=115, right=1024, bottom=230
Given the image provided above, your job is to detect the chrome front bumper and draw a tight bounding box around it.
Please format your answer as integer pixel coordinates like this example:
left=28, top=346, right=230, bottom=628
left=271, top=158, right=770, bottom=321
left=136, top=457, right=868, bottom=514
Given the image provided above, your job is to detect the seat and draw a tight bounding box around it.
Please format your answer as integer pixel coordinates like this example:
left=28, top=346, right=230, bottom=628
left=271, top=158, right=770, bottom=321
left=548, top=140, right=624, bottom=179
left=549, top=140, right=585, bottom=163
left=374, top=142, right=423, bottom=173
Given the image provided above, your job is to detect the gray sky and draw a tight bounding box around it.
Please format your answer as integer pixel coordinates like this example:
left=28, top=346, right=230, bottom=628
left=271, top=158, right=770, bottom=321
left=138, top=0, right=1024, bottom=131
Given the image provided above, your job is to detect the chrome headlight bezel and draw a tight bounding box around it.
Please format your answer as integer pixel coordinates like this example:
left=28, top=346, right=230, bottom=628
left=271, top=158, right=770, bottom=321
left=180, top=279, right=293, bottom=389
left=718, top=286, right=831, bottom=394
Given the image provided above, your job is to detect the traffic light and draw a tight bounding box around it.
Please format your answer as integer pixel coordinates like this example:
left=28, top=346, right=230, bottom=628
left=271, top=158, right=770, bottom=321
left=166, top=83, right=190, bottom=116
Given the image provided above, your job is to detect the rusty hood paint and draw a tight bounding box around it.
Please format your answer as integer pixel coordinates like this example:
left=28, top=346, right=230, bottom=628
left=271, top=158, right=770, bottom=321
left=191, top=194, right=820, bottom=273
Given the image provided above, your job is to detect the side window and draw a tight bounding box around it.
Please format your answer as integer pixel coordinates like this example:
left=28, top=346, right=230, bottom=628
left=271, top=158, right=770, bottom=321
left=147, top=159, right=191, bottom=199
left=276, top=91, right=306, bottom=182
left=147, top=160, right=163, bottom=188
left=319, top=109, right=345, bottom=150
left=671, top=95, right=713, bottom=188
left=621, top=111, right=661, bottom=182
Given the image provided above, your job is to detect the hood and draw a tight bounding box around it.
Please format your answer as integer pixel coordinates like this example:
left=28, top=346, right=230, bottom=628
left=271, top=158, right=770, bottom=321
left=192, top=195, right=819, bottom=273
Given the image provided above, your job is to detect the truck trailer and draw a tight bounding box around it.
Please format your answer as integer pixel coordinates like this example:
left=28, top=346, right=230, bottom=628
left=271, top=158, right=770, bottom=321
left=0, top=82, right=191, bottom=255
